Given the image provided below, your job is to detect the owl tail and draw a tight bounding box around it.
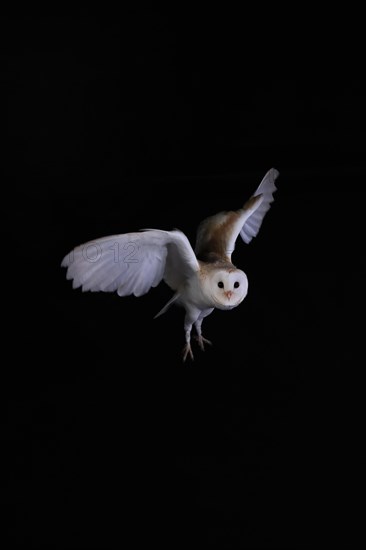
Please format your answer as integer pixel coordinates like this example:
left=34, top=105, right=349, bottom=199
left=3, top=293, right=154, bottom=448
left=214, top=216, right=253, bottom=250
left=154, top=292, right=180, bottom=319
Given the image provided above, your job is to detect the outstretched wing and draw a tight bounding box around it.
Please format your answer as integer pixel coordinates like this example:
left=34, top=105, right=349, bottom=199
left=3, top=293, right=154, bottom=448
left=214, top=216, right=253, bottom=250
left=195, top=168, right=279, bottom=262
left=61, top=229, right=199, bottom=296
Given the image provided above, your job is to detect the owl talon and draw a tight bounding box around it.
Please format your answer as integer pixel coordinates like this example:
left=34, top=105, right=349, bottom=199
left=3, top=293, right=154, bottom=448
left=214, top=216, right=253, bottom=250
left=182, top=343, right=194, bottom=362
left=195, top=335, right=213, bottom=351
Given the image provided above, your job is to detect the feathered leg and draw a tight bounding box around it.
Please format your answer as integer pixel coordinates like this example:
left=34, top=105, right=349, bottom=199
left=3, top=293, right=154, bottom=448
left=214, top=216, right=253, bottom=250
left=194, top=308, right=214, bottom=351
left=182, top=322, right=194, bottom=362
left=182, top=308, right=201, bottom=362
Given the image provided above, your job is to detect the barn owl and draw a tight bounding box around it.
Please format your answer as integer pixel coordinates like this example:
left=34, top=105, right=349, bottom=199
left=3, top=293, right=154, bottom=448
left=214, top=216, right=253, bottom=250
left=61, top=168, right=279, bottom=361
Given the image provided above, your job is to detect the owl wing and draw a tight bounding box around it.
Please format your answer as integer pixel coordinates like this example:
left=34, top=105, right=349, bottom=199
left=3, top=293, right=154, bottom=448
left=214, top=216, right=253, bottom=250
left=61, top=229, right=200, bottom=296
left=195, top=168, right=279, bottom=262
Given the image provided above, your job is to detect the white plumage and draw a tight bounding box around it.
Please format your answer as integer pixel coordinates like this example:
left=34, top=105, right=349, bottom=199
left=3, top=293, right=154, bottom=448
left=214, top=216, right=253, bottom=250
left=62, top=168, right=279, bottom=360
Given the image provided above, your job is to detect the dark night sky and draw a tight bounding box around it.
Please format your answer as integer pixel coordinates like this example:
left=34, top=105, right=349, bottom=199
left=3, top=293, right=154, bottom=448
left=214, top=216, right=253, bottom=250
left=3, top=13, right=364, bottom=548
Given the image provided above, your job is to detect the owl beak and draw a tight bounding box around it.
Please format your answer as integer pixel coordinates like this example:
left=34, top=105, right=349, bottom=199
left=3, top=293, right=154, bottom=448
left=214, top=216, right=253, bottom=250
left=225, top=290, right=233, bottom=300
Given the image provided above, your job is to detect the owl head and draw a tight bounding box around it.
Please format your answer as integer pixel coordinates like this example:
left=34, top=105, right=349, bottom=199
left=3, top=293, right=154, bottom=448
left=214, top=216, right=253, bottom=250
left=206, top=268, right=248, bottom=310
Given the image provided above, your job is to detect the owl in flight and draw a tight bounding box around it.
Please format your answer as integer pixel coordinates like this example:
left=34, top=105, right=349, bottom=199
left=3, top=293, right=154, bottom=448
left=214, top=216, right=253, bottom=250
left=62, top=168, right=279, bottom=361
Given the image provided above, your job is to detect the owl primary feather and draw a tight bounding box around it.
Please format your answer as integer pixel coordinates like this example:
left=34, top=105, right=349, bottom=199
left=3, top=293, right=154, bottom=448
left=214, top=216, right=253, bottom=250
left=61, top=168, right=279, bottom=360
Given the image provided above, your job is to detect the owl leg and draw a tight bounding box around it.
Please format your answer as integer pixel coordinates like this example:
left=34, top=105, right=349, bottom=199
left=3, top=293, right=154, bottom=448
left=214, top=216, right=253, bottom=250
left=194, top=308, right=214, bottom=351
left=182, top=309, right=201, bottom=362
left=194, top=320, right=212, bottom=350
left=182, top=321, right=194, bottom=362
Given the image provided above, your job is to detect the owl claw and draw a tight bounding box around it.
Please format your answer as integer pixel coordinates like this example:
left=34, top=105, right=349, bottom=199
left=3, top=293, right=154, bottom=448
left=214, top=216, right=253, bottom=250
left=195, top=335, right=213, bottom=351
left=182, top=343, right=194, bottom=362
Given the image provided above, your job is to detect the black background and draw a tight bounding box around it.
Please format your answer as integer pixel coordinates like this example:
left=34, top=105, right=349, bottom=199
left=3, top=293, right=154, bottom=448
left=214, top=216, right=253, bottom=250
left=3, top=12, right=364, bottom=548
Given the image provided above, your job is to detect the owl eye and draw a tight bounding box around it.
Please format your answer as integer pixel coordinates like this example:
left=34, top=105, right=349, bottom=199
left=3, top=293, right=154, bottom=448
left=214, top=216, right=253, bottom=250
left=218, top=281, right=224, bottom=289
left=234, top=281, right=240, bottom=288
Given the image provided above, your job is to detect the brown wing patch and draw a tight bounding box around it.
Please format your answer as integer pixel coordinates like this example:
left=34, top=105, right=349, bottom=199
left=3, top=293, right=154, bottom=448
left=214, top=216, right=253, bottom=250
left=243, top=194, right=262, bottom=211
left=195, top=210, right=242, bottom=262
left=195, top=194, right=264, bottom=263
